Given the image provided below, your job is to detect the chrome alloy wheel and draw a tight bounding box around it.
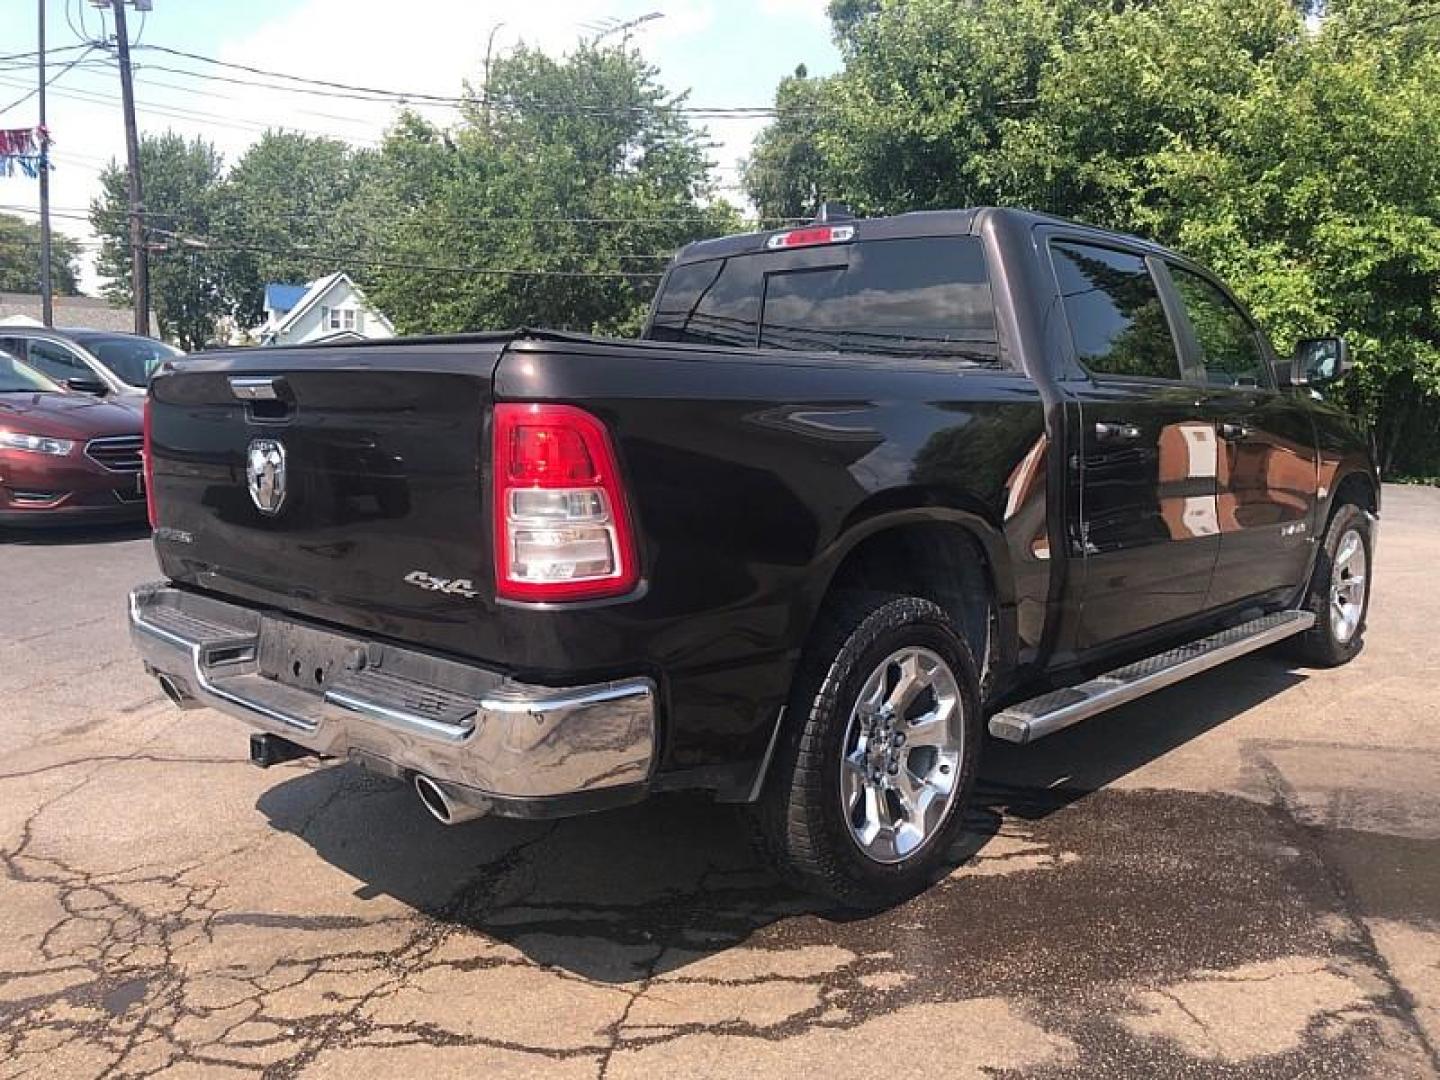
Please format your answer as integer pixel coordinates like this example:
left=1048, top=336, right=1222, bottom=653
left=1330, top=527, right=1369, bottom=644
left=839, top=646, right=964, bottom=865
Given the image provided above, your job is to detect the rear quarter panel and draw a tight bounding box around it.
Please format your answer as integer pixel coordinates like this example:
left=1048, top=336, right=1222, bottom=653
left=495, top=340, right=1050, bottom=780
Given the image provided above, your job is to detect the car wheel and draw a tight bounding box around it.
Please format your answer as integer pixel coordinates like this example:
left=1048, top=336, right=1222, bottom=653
left=1291, top=502, right=1374, bottom=667
left=751, top=592, right=982, bottom=906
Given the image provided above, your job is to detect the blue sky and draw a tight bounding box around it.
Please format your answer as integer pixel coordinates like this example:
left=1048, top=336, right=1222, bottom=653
left=0, top=0, right=844, bottom=290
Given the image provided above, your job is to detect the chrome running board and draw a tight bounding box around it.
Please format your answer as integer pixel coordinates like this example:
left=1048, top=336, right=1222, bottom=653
left=989, top=610, right=1316, bottom=745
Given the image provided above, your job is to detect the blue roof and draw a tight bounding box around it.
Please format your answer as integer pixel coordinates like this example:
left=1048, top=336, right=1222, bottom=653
left=264, top=283, right=307, bottom=313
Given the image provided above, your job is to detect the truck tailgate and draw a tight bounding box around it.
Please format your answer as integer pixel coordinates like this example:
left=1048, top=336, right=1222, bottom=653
left=147, top=342, right=509, bottom=655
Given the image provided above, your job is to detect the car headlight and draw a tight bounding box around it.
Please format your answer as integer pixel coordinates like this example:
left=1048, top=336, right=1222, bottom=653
left=0, top=432, right=76, bottom=455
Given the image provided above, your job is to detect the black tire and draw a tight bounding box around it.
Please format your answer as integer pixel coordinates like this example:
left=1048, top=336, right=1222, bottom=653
left=750, top=591, right=983, bottom=907
left=1290, top=501, right=1374, bottom=667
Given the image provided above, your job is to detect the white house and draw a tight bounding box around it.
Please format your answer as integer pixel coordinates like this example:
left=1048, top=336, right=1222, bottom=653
left=256, top=273, right=396, bottom=347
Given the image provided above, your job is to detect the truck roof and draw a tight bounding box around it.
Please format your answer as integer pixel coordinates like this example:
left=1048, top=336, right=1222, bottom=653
left=673, top=206, right=1165, bottom=265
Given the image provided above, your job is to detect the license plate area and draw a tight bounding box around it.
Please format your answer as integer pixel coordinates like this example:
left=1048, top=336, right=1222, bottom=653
left=258, top=616, right=365, bottom=694
left=114, top=473, right=146, bottom=503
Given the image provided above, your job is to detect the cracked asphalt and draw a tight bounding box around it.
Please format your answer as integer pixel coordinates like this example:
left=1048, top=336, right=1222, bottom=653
left=2, top=485, right=1437, bottom=1078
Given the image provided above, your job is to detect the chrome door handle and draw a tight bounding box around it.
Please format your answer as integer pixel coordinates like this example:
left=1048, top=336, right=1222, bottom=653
left=1217, top=421, right=1250, bottom=441
left=1094, top=421, right=1142, bottom=443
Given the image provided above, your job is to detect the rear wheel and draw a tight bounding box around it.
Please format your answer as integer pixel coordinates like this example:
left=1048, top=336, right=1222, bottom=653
left=751, top=592, right=982, bottom=906
left=1291, top=502, right=1373, bottom=666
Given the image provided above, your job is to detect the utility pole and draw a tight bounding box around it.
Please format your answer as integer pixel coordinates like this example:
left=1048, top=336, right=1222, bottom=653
left=37, top=0, right=53, bottom=327
left=111, top=0, right=150, bottom=337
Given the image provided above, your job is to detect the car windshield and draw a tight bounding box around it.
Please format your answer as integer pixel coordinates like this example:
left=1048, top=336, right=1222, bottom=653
left=0, top=352, right=64, bottom=393
left=74, top=335, right=182, bottom=387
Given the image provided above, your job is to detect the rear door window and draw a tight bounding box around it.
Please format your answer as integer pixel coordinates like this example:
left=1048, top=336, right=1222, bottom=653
left=648, top=258, right=763, bottom=348
left=1051, top=241, right=1183, bottom=381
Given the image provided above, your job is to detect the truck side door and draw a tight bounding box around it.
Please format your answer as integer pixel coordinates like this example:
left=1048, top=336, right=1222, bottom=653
left=1048, top=239, right=1222, bottom=651
left=1160, top=261, right=1320, bottom=609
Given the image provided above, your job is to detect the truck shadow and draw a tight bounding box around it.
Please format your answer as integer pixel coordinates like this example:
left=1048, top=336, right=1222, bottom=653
left=254, top=650, right=1308, bottom=984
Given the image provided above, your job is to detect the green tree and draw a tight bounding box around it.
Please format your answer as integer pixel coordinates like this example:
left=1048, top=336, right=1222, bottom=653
left=363, top=43, right=739, bottom=335
left=1160, top=5, right=1440, bottom=474
left=741, top=66, right=832, bottom=222
left=216, top=131, right=372, bottom=328
left=0, top=213, right=82, bottom=295
left=746, top=0, right=1086, bottom=218
left=90, top=132, right=227, bottom=350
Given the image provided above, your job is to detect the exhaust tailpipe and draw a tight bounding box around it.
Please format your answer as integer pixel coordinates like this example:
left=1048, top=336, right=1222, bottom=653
left=155, top=672, right=200, bottom=710
left=413, top=774, right=486, bottom=825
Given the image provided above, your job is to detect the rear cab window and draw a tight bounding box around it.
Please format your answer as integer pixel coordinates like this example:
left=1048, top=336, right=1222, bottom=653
left=649, top=237, right=999, bottom=366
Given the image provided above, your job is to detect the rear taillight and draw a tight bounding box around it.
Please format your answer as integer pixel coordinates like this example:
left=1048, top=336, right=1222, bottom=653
left=493, top=402, right=638, bottom=601
left=142, top=395, right=157, bottom=529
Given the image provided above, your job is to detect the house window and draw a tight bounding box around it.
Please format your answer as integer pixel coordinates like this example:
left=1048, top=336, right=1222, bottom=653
left=328, top=308, right=356, bottom=331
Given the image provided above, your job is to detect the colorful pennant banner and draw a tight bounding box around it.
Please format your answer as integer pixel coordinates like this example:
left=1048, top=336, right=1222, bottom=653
left=0, top=126, right=51, bottom=179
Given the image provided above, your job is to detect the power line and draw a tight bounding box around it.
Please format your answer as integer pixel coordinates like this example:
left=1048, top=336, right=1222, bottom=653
left=3, top=205, right=697, bottom=261
left=132, top=42, right=476, bottom=106
left=8, top=213, right=681, bottom=276
left=139, top=229, right=671, bottom=278
left=127, top=42, right=789, bottom=120
left=117, top=66, right=392, bottom=129
left=0, top=43, right=92, bottom=64
left=0, top=73, right=380, bottom=144
left=0, top=202, right=788, bottom=227
left=0, top=44, right=97, bottom=116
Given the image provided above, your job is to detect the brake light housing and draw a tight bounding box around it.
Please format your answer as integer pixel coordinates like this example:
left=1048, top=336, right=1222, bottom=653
left=493, top=402, right=638, bottom=601
left=142, top=395, right=157, bottom=529
left=765, top=224, right=855, bottom=250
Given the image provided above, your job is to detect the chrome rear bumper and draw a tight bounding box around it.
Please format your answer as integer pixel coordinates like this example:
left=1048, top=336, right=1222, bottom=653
left=128, top=583, right=657, bottom=816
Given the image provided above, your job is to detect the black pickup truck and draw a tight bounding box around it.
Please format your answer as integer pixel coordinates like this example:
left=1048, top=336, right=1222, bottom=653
left=130, top=207, right=1378, bottom=903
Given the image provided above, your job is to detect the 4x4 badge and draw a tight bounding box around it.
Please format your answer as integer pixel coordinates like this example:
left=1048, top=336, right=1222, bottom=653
left=246, top=438, right=287, bottom=515
left=404, top=570, right=477, bottom=598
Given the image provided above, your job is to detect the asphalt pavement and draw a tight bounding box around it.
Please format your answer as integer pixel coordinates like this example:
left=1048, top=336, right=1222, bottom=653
left=1, top=487, right=1437, bottom=1078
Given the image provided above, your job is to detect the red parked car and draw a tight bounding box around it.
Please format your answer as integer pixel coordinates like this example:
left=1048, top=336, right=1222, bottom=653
left=0, top=349, right=147, bottom=527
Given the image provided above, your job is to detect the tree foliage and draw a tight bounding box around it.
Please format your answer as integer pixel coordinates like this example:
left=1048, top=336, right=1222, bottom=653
left=91, top=132, right=227, bottom=351
left=0, top=213, right=82, bottom=296
left=89, top=44, right=733, bottom=344
left=217, top=131, right=372, bottom=329
left=747, top=0, right=1440, bottom=474
left=362, top=43, right=738, bottom=335
left=741, top=65, right=831, bottom=222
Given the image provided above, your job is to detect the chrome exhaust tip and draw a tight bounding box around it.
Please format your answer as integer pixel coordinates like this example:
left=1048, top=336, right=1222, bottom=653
left=413, top=774, right=485, bottom=825
left=155, top=672, right=200, bottom=710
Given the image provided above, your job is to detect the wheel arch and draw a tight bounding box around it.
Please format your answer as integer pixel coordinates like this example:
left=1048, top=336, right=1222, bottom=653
left=797, top=490, right=1017, bottom=697
left=1330, top=468, right=1379, bottom=515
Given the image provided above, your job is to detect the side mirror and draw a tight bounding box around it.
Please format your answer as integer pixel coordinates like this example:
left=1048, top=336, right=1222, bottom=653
left=1284, top=337, right=1352, bottom=388
left=63, top=376, right=108, bottom=396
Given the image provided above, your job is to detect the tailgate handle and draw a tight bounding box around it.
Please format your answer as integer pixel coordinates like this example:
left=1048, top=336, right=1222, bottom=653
left=229, top=376, right=293, bottom=421
left=230, top=376, right=282, bottom=400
